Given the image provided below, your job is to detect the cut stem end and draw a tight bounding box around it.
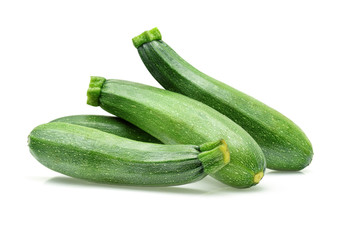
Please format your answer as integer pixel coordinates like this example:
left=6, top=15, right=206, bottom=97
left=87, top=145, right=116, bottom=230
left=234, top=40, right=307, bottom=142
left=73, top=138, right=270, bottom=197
left=198, top=139, right=230, bottom=174
left=87, top=76, right=106, bottom=106
left=132, top=27, right=162, bottom=48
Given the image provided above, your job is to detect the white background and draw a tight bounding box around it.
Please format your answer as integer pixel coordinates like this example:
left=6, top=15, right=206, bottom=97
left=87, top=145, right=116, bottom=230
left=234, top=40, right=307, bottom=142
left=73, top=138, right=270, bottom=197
left=1, top=0, right=340, bottom=239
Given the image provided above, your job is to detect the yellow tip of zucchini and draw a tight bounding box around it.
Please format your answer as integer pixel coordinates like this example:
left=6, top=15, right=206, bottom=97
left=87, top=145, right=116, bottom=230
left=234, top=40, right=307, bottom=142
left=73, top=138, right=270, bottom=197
left=253, top=171, right=264, bottom=184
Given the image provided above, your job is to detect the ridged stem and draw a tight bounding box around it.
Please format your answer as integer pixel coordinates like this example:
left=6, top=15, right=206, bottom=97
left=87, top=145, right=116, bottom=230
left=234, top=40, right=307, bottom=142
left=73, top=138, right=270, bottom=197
left=132, top=27, right=162, bottom=48
left=198, top=139, right=230, bottom=174
left=87, top=76, right=106, bottom=106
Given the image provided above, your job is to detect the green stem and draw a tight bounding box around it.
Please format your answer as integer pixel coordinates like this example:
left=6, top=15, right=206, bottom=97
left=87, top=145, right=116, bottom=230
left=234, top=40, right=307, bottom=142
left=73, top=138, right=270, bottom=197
left=132, top=27, right=162, bottom=48
left=87, top=76, right=106, bottom=106
left=198, top=139, right=230, bottom=174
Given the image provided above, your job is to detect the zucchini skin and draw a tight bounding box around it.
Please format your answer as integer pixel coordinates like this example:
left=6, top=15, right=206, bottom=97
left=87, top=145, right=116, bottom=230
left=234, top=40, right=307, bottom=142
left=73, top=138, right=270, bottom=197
left=51, top=115, right=161, bottom=143
left=28, top=122, right=228, bottom=186
left=87, top=77, right=266, bottom=188
left=133, top=28, right=313, bottom=171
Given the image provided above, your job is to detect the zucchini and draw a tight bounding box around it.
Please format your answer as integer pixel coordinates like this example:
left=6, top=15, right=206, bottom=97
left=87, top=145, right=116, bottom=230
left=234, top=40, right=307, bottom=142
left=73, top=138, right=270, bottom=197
left=28, top=122, right=229, bottom=186
left=133, top=27, right=313, bottom=171
left=51, top=115, right=161, bottom=143
left=87, top=76, right=266, bottom=188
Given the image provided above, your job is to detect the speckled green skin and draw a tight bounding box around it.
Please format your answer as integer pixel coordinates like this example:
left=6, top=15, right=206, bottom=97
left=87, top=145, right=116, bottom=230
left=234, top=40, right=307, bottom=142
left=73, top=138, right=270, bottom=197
left=134, top=29, right=313, bottom=171
left=87, top=77, right=266, bottom=188
left=52, top=115, right=161, bottom=143
left=28, top=122, right=227, bottom=186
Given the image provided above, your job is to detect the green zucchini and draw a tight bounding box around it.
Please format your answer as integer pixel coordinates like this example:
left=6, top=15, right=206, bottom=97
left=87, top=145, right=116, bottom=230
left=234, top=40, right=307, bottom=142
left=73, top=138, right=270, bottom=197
left=28, top=122, right=229, bottom=186
left=87, top=76, right=266, bottom=188
left=132, top=27, right=313, bottom=171
left=51, top=115, right=161, bottom=143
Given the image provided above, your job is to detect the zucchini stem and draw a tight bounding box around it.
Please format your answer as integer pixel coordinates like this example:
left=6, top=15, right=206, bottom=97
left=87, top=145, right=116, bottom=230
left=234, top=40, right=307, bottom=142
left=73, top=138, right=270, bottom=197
left=87, top=76, right=106, bottom=106
left=198, top=139, right=230, bottom=174
left=132, top=27, right=162, bottom=48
